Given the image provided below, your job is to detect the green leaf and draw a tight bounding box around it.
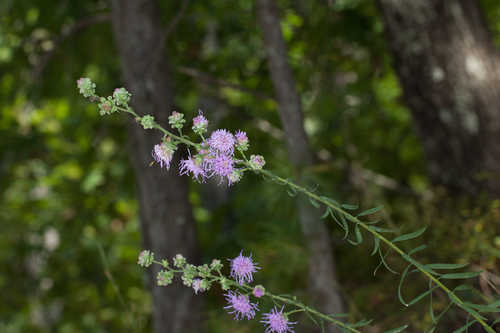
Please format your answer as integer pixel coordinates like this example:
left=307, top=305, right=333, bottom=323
left=320, top=196, right=340, bottom=207
left=453, top=284, right=473, bottom=292
left=369, top=226, right=397, bottom=233
left=409, top=244, right=427, bottom=255
left=349, top=318, right=373, bottom=328
left=392, top=227, right=427, bottom=243
left=453, top=319, right=476, bottom=333
left=463, top=302, right=500, bottom=313
left=384, top=325, right=408, bottom=333
left=371, top=237, right=380, bottom=256
left=309, top=197, right=320, bottom=208
left=374, top=248, right=398, bottom=276
left=398, top=264, right=412, bottom=306
left=427, top=328, right=436, bottom=333
left=357, top=205, right=384, bottom=217
left=355, top=225, right=363, bottom=243
left=440, top=271, right=481, bottom=280
left=341, top=203, right=358, bottom=210
left=407, top=285, right=439, bottom=306
left=320, top=208, right=331, bottom=219
left=425, top=263, right=469, bottom=270
left=429, top=280, right=436, bottom=324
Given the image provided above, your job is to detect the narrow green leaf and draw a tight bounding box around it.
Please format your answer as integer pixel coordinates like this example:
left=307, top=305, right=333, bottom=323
left=453, top=319, right=476, bottom=333
left=425, top=263, right=469, bottom=270
left=429, top=280, right=436, bottom=324
left=384, top=324, right=408, bottom=333
left=435, top=302, right=453, bottom=322
left=320, top=196, right=340, bottom=207
left=320, top=208, right=331, bottom=219
left=440, top=271, right=481, bottom=280
left=451, top=300, right=487, bottom=321
left=408, top=285, right=439, bottom=306
left=374, top=248, right=399, bottom=276
left=355, top=225, right=363, bottom=243
left=349, top=318, right=373, bottom=328
left=463, top=302, right=500, bottom=313
left=392, top=227, right=427, bottom=243
left=357, top=205, right=384, bottom=217
left=341, top=203, right=358, bottom=210
left=453, top=284, right=472, bottom=292
left=427, top=327, right=436, bottom=333
left=369, top=226, right=397, bottom=233
left=371, top=237, right=380, bottom=256
left=409, top=244, right=427, bottom=255
left=398, top=264, right=412, bottom=306
left=338, top=213, right=349, bottom=239
left=309, top=197, right=320, bottom=208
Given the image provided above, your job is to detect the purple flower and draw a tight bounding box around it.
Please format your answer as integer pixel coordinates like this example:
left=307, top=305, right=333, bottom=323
left=261, top=306, right=296, bottom=333
left=229, top=251, right=260, bottom=285
left=249, top=154, right=266, bottom=170
left=205, top=153, right=235, bottom=185
left=180, top=156, right=206, bottom=182
left=235, top=130, right=249, bottom=151
left=224, top=290, right=259, bottom=320
left=153, top=142, right=176, bottom=170
left=253, top=285, right=265, bottom=298
left=192, top=110, right=208, bottom=134
left=208, top=129, right=235, bottom=154
left=192, top=279, right=204, bottom=294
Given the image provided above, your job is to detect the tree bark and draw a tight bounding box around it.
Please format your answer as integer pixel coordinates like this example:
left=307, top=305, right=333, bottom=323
left=110, top=1, right=201, bottom=332
left=256, top=1, right=345, bottom=331
left=376, top=0, right=500, bottom=196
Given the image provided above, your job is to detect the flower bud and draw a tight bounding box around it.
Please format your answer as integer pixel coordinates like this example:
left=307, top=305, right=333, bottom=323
left=235, top=130, right=249, bottom=151
left=138, top=250, right=154, bottom=267
left=157, top=270, right=174, bottom=286
left=140, top=115, right=155, bottom=129
left=252, top=285, right=265, bottom=298
left=98, top=97, right=117, bottom=116
left=192, top=110, right=208, bottom=135
left=173, top=254, right=186, bottom=268
left=168, top=111, right=186, bottom=131
left=249, top=155, right=265, bottom=170
left=77, top=78, right=96, bottom=98
left=113, top=87, right=131, bottom=106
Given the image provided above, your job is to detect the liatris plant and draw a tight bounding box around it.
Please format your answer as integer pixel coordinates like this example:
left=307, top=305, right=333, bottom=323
left=77, top=78, right=498, bottom=333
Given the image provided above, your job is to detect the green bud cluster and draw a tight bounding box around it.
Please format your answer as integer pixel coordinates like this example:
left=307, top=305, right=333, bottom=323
left=157, top=270, right=174, bottom=286
left=113, top=87, right=131, bottom=106
left=137, top=250, right=154, bottom=267
left=77, top=78, right=96, bottom=98
left=168, top=111, right=186, bottom=131
left=140, top=115, right=155, bottom=129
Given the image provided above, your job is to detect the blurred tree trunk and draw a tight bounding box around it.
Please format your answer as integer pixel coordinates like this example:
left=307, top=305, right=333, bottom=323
left=110, top=1, right=201, bottom=332
left=376, top=0, right=500, bottom=196
left=256, top=1, right=345, bottom=331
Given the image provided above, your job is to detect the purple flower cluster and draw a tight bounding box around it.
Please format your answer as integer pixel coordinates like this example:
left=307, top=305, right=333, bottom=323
left=229, top=251, right=260, bottom=285
left=220, top=251, right=296, bottom=333
left=152, top=111, right=259, bottom=186
left=224, top=290, right=259, bottom=320
left=261, top=306, right=296, bottom=333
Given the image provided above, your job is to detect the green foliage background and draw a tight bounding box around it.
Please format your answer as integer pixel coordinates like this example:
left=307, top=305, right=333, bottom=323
left=0, top=0, right=498, bottom=332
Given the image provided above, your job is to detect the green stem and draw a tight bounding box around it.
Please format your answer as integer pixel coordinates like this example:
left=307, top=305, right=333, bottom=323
left=114, top=102, right=494, bottom=333
left=254, top=169, right=495, bottom=333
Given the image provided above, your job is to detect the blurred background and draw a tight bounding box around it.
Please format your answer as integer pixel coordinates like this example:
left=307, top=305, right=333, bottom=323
left=0, top=0, right=499, bottom=332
